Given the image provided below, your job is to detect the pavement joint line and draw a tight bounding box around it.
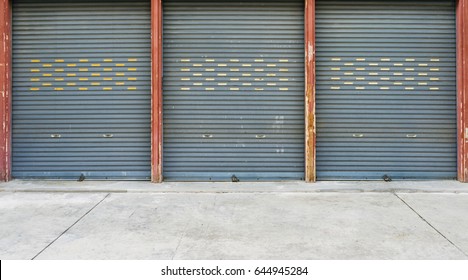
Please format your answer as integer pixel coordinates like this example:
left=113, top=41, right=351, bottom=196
left=30, top=193, right=111, bottom=260
left=393, top=192, right=468, bottom=258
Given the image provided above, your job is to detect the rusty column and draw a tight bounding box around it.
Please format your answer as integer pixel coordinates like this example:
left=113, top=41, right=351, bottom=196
left=305, top=0, right=316, bottom=182
left=0, top=0, right=11, bottom=182
left=457, top=0, right=468, bottom=182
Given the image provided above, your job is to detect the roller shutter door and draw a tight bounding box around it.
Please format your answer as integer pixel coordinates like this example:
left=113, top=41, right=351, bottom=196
left=163, top=0, right=305, bottom=181
left=12, top=0, right=151, bottom=180
left=316, top=0, right=457, bottom=180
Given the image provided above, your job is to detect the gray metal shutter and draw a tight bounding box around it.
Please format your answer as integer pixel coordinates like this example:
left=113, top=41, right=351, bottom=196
left=12, top=0, right=151, bottom=180
left=163, top=0, right=305, bottom=181
left=316, top=0, right=457, bottom=180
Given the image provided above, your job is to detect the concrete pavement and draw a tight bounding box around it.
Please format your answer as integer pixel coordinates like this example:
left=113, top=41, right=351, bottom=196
left=0, top=180, right=468, bottom=259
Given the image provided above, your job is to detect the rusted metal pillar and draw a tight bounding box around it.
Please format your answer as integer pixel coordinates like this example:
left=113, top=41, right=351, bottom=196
left=0, top=0, right=11, bottom=182
left=305, top=0, right=316, bottom=182
left=151, top=0, right=163, bottom=182
left=457, top=0, right=468, bottom=182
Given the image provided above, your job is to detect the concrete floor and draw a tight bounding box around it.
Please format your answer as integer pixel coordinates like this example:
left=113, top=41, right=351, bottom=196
left=0, top=181, right=468, bottom=259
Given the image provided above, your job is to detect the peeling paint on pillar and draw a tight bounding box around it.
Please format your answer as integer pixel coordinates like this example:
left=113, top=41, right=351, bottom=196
left=457, top=0, right=468, bottom=182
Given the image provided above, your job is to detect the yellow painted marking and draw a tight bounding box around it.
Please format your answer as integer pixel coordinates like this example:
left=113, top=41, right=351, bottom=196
left=430, top=78, right=440, bottom=81
left=43, top=64, right=52, bottom=67
left=205, top=88, right=215, bottom=91
left=31, top=69, right=40, bottom=72
left=430, top=58, right=440, bottom=62
left=254, top=59, right=263, bottom=62
left=104, top=59, right=113, bottom=62
left=67, top=64, right=76, bottom=67
left=67, top=83, right=76, bottom=86
left=205, top=78, right=215, bottom=81
left=381, top=58, right=391, bottom=61
left=55, top=78, right=64, bottom=81
left=116, top=64, right=125, bottom=67
left=104, top=68, right=113, bottom=71
left=405, top=58, right=415, bottom=62
left=344, top=72, right=354, bottom=75
left=128, top=87, right=137, bottom=90
left=92, top=73, right=101, bottom=77
left=356, top=68, right=366, bottom=71
left=205, top=59, right=215, bottom=62
left=344, top=63, right=354, bottom=66
left=394, top=63, right=403, bottom=66
left=116, top=73, right=125, bottom=76
left=430, top=87, right=439, bottom=90
left=331, top=77, right=341, bottom=80
left=193, top=83, right=203, bottom=86
left=218, top=83, right=227, bottom=86
left=369, top=82, right=378, bottom=85
left=30, top=78, right=40, bottom=82
left=356, top=87, right=365, bottom=90
left=30, top=88, right=40, bottom=91
left=79, top=59, right=88, bottom=62
left=128, top=77, right=138, bottom=81
left=430, top=68, right=439, bottom=71
left=230, top=59, right=240, bottom=62
left=418, top=82, right=428, bottom=86
left=405, top=87, right=414, bottom=90
left=243, top=73, right=252, bottom=77
left=218, top=64, right=227, bottom=67
left=79, top=88, right=88, bottom=91
left=255, top=69, right=264, bottom=72
left=405, top=68, right=415, bottom=71
left=405, top=78, right=415, bottom=81
left=181, top=59, right=191, bottom=62
left=79, top=78, right=88, bottom=81
left=380, top=77, right=390, bottom=80
left=279, top=88, right=288, bottom=91
left=103, top=87, right=112, bottom=91
left=128, top=59, right=138, bottom=62
left=55, top=59, right=64, bottom=63
left=115, top=82, right=125, bottom=86
left=419, top=63, right=428, bottom=66
left=267, top=64, right=276, bottom=67
left=393, top=73, right=403, bottom=76
left=279, top=59, right=289, bottom=62
left=267, top=83, right=277, bottom=86
left=127, top=68, right=136, bottom=71
left=331, top=68, right=341, bottom=71
left=279, top=78, right=289, bottom=81
left=369, top=63, right=379, bottom=66
left=418, top=73, right=428, bottom=76
left=380, top=87, right=389, bottom=90
left=181, top=88, right=190, bottom=90
left=230, top=88, right=239, bottom=91
left=42, top=83, right=52, bottom=86
left=31, top=60, right=41, bottom=63
left=266, top=73, right=276, bottom=77
left=331, top=58, right=341, bottom=61
left=205, top=69, right=215, bottom=72
left=217, top=73, right=226, bottom=76
left=79, top=68, right=88, bottom=72
left=230, top=69, right=239, bottom=72
left=255, top=88, right=264, bottom=91
left=230, top=78, right=239, bottom=81
left=331, top=87, right=340, bottom=90
left=55, top=69, right=64, bottom=72
left=344, top=82, right=354, bottom=85
left=369, top=73, right=378, bottom=76
left=92, top=64, right=101, bottom=67
left=54, top=88, right=64, bottom=91
left=193, top=64, right=203, bottom=67
left=43, top=74, right=52, bottom=77
left=67, top=73, right=76, bottom=77
left=181, top=68, right=190, bottom=72
left=356, top=58, right=366, bottom=61
left=243, top=83, right=252, bottom=86
left=193, top=73, right=203, bottom=76
left=181, top=78, right=191, bottom=81
left=380, top=68, right=390, bottom=71
left=254, top=78, right=264, bottom=81
left=356, top=77, right=366, bottom=80
left=104, top=78, right=113, bottom=81
left=393, top=82, right=402, bottom=85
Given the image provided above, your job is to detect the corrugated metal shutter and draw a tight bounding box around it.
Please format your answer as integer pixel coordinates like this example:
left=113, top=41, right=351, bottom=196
left=163, top=0, right=305, bottom=181
left=12, top=0, right=151, bottom=180
left=316, top=0, right=457, bottom=180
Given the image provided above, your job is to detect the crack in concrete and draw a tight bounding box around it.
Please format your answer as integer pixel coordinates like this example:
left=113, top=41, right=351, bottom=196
left=393, top=193, right=468, bottom=258
left=31, top=193, right=111, bottom=260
